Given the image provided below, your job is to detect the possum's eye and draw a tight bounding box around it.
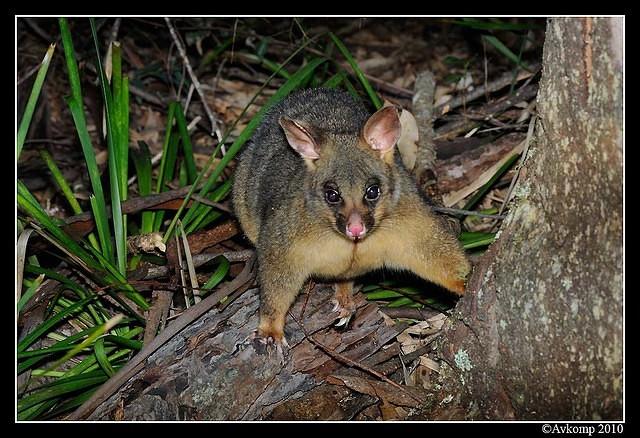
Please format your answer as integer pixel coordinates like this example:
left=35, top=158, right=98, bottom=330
left=324, top=188, right=342, bottom=204
left=365, top=184, right=380, bottom=202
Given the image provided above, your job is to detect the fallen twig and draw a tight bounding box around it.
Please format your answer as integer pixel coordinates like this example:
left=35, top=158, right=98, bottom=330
left=165, top=18, right=221, bottom=141
left=498, top=113, right=537, bottom=216
left=63, top=184, right=232, bottom=237
left=141, top=249, right=254, bottom=280
left=288, top=311, right=422, bottom=403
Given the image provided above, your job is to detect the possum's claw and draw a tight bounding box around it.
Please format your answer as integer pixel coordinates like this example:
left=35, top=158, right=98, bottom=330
left=331, top=297, right=356, bottom=328
left=248, top=330, right=289, bottom=364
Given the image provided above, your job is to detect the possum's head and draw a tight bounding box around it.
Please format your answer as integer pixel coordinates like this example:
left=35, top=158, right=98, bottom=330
left=279, top=105, right=402, bottom=242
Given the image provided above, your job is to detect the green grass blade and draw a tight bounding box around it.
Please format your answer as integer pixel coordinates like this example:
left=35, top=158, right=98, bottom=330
left=23, top=264, right=111, bottom=331
left=18, top=372, right=109, bottom=413
left=90, top=18, right=126, bottom=274
left=322, top=70, right=346, bottom=88
left=66, top=97, right=113, bottom=260
left=482, top=35, right=531, bottom=72
left=174, top=103, right=198, bottom=183
left=463, top=151, right=521, bottom=211
left=63, top=327, right=142, bottom=377
left=39, top=389, right=95, bottom=419
left=342, top=75, right=360, bottom=99
left=18, top=325, right=106, bottom=374
left=39, top=150, right=89, bottom=222
left=17, top=43, right=56, bottom=158
left=59, top=18, right=83, bottom=106
left=184, top=178, right=232, bottom=234
left=131, top=141, right=154, bottom=233
left=94, top=337, right=115, bottom=377
left=118, top=75, right=130, bottom=204
left=18, top=182, right=101, bottom=272
left=42, top=314, right=124, bottom=374
left=201, top=256, right=230, bottom=296
left=23, top=264, right=93, bottom=306
left=198, top=38, right=232, bottom=71
left=102, top=335, right=143, bottom=350
left=155, top=102, right=178, bottom=193
left=460, top=231, right=496, bottom=249
left=152, top=136, right=180, bottom=231
left=88, top=195, right=113, bottom=265
left=18, top=399, right=59, bottom=421
left=17, top=274, right=44, bottom=313
left=60, top=17, right=112, bottom=260
left=18, top=329, right=98, bottom=360
left=386, top=297, right=416, bottom=308
left=364, top=289, right=405, bottom=300
left=17, top=295, right=97, bottom=353
left=329, top=32, right=382, bottom=109
left=240, top=52, right=291, bottom=80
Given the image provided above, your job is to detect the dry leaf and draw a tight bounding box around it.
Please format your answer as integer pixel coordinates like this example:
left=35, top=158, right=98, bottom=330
left=381, top=100, right=419, bottom=171
left=442, top=139, right=525, bottom=207
left=397, top=313, right=446, bottom=354
left=397, top=109, right=419, bottom=171
left=419, top=355, right=441, bottom=373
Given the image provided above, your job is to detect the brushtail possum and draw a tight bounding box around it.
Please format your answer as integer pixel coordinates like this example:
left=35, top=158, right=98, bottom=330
left=232, top=88, right=470, bottom=345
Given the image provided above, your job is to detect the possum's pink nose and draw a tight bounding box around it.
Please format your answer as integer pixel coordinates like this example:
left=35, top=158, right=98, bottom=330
left=346, top=212, right=366, bottom=240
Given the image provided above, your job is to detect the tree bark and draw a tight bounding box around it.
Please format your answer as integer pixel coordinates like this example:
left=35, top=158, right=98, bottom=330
left=427, top=17, right=623, bottom=420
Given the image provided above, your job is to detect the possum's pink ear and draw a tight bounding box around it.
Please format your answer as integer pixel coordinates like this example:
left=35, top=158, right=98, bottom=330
left=362, top=106, right=401, bottom=160
left=279, top=117, right=320, bottom=160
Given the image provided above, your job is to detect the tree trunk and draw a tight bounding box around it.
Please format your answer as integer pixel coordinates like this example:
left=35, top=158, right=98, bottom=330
left=429, top=17, right=623, bottom=420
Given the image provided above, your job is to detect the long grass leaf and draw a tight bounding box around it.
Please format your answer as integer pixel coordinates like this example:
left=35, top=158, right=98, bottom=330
left=94, top=338, right=115, bottom=377
left=482, top=35, right=531, bottom=72
left=184, top=178, right=232, bottom=233
left=131, top=142, right=154, bottom=232
left=17, top=274, right=44, bottom=313
left=322, top=70, right=346, bottom=88
left=17, top=43, right=56, bottom=158
left=18, top=182, right=101, bottom=272
left=463, top=152, right=521, bottom=211
left=18, top=295, right=97, bottom=353
left=90, top=18, right=126, bottom=274
left=174, top=103, right=198, bottom=183
left=60, top=18, right=112, bottom=260
left=63, top=327, right=142, bottom=377
left=18, top=372, right=109, bottom=413
left=329, top=32, right=382, bottom=109
left=201, top=256, right=230, bottom=296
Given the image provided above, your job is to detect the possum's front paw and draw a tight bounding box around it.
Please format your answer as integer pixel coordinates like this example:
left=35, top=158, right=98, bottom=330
left=248, top=328, right=290, bottom=364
